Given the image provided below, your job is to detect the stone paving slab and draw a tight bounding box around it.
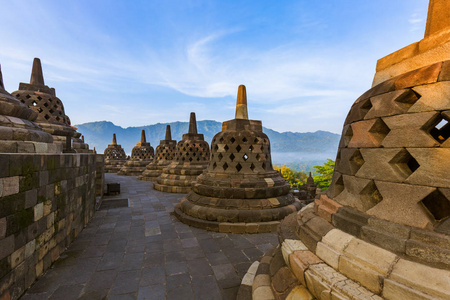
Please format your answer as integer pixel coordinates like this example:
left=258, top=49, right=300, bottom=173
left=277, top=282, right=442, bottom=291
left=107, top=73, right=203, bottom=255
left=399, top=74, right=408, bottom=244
left=20, top=174, right=279, bottom=300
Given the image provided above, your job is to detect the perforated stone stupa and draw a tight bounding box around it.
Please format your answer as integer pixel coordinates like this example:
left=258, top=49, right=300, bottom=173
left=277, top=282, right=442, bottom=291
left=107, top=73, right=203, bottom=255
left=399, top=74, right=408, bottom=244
left=12, top=58, right=80, bottom=153
left=154, top=112, right=210, bottom=193
left=0, top=65, right=59, bottom=153
left=174, top=86, right=301, bottom=233
left=104, top=133, right=127, bottom=173
left=240, top=2, right=450, bottom=299
left=118, top=130, right=154, bottom=176
left=139, top=125, right=176, bottom=181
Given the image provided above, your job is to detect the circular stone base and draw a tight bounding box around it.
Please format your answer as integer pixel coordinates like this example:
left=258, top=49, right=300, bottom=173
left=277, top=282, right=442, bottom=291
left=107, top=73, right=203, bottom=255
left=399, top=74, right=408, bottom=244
left=173, top=205, right=282, bottom=233
left=153, top=183, right=191, bottom=193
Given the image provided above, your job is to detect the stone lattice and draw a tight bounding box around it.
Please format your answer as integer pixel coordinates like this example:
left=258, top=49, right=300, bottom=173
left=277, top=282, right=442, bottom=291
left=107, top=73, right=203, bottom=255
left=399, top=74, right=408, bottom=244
left=139, top=125, right=177, bottom=181
left=12, top=58, right=79, bottom=153
left=118, top=130, right=154, bottom=176
left=154, top=112, right=210, bottom=193
left=245, top=4, right=450, bottom=300
left=104, top=133, right=127, bottom=173
left=0, top=64, right=60, bottom=153
left=174, top=86, right=301, bottom=233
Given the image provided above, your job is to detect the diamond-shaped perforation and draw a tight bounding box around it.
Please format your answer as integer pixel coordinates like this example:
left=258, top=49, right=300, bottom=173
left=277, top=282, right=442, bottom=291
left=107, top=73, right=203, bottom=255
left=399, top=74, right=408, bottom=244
left=223, top=162, right=228, bottom=171
left=44, top=114, right=50, bottom=120
left=214, top=145, right=219, bottom=151
left=224, top=145, right=229, bottom=151
left=349, top=149, right=365, bottom=175
left=236, top=163, right=242, bottom=172
left=333, top=174, right=344, bottom=197
left=37, top=96, right=42, bottom=101
left=343, top=126, right=353, bottom=147
left=429, top=115, right=450, bottom=144
left=249, top=145, right=254, bottom=152
left=394, top=89, right=420, bottom=110
left=236, top=145, right=241, bottom=152
left=218, top=153, right=223, bottom=161
left=262, top=162, right=266, bottom=169
left=230, top=137, right=235, bottom=143
left=359, top=180, right=383, bottom=211
left=389, top=149, right=420, bottom=179
left=250, top=163, right=255, bottom=171
left=361, top=98, right=372, bottom=117
left=243, top=154, right=248, bottom=161
left=369, top=118, right=391, bottom=143
left=212, top=162, right=217, bottom=169
left=421, top=190, right=450, bottom=222
left=229, top=153, right=235, bottom=161
left=242, top=137, right=247, bottom=143
left=25, top=94, right=31, bottom=99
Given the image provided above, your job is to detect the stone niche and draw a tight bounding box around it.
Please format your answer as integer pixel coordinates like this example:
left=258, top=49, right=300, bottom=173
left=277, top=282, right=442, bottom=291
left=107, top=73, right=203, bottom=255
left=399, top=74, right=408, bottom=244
left=174, top=85, right=301, bottom=233
left=139, top=125, right=177, bottom=181
left=117, top=130, right=154, bottom=176
left=153, top=112, right=210, bottom=193
left=103, top=133, right=128, bottom=173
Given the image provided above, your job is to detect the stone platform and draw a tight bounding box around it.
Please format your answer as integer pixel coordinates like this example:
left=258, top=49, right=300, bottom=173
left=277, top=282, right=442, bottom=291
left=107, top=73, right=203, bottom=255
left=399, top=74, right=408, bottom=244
left=19, top=174, right=279, bottom=300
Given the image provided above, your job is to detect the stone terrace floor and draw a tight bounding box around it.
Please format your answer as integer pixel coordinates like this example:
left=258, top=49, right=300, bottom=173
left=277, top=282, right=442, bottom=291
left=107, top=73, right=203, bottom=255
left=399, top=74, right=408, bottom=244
left=20, top=173, right=279, bottom=300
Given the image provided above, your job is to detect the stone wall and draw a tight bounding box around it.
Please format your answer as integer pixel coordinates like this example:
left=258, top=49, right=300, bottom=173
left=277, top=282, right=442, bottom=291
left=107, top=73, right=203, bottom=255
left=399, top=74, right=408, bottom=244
left=0, top=153, right=99, bottom=300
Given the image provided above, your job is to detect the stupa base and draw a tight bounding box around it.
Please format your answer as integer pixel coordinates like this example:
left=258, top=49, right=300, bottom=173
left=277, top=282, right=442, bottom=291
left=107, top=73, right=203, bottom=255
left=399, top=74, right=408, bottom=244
left=174, top=196, right=302, bottom=233
left=117, top=160, right=150, bottom=176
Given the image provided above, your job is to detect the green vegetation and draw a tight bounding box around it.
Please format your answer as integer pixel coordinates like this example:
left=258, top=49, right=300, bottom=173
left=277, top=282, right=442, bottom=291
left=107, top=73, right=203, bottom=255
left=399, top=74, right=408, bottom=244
left=274, top=165, right=307, bottom=188
left=312, top=159, right=335, bottom=189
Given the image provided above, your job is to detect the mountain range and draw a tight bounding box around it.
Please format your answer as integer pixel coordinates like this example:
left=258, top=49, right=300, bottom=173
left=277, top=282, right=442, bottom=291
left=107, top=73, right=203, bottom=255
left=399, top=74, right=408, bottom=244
left=75, top=120, right=340, bottom=171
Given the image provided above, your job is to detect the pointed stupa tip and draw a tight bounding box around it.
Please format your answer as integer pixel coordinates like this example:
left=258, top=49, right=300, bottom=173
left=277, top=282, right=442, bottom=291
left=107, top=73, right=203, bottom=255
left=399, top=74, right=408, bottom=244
left=188, top=112, right=198, bottom=134
left=309, top=172, right=312, bottom=177
left=81, top=135, right=85, bottom=142
left=93, top=147, right=96, bottom=154
left=30, top=58, right=45, bottom=86
left=235, top=84, right=248, bottom=120
left=0, top=64, right=4, bottom=90
left=165, top=125, right=172, bottom=140
left=140, top=130, right=146, bottom=143
left=112, top=133, right=117, bottom=145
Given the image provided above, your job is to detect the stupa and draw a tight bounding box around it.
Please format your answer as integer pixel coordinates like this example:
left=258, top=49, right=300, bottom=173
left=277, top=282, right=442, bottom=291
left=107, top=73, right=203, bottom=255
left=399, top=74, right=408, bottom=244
left=154, top=112, right=210, bottom=193
left=12, top=58, right=79, bottom=153
left=239, top=2, right=450, bottom=299
left=174, top=85, right=301, bottom=233
left=117, top=130, right=154, bottom=176
left=103, top=133, right=127, bottom=173
left=138, top=125, right=177, bottom=181
left=0, top=65, right=59, bottom=153
left=73, top=134, right=91, bottom=153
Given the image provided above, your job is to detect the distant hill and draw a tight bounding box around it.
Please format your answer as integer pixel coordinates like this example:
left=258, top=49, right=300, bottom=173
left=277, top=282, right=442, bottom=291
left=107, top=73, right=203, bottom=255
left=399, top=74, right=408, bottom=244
left=75, top=120, right=340, bottom=171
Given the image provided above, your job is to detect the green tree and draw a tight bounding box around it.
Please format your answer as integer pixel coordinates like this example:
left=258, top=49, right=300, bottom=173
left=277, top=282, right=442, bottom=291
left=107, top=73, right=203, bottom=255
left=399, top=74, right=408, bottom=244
left=274, top=165, right=307, bottom=188
left=312, top=159, right=335, bottom=189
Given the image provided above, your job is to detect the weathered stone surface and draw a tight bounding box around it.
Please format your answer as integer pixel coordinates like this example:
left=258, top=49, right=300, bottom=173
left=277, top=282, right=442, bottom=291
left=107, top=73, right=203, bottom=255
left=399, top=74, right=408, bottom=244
left=365, top=89, right=419, bottom=119
left=271, top=266, right=297, bottom=293
left=366, top=181, right=435, bottom=229
left=289, top=251, right=322, bottom=286
left=331, top=207, right=369, bottom=237
left=395, top=62, right=442, bottom=89
left=281, top=239, right=308, bottom=267
left=410, top=81, right=450, bottom=112
left=381, top=112, right=440, bottom=148
left=361, top=218, right=410, bottom=254
left=388, top=258, right=450, bottom=299
left=314, top=194, right=341, bottom=223
left=334, top=175, right=378, bottom=212
left=285, top=285, right=314, bottom=300
left=383, top=279, right=436, bottom=300
left=406, top=148, right=450, bottom=188
left=347, top=119, right=390, bottom=148
left=439, top=60, right=450, bottom=81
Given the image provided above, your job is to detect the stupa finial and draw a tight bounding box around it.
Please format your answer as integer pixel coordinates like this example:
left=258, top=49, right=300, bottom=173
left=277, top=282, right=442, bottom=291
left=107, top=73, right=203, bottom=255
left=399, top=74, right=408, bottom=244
left=165, top=125, right=172, bottom=140
left=235, top=85, right=248, bottom=120
left=141, top=130, right=146, bottom=143
left=112, top=133, right=117, bottom=145
left=30, top=58, right=45, bottom=86
left=188, top=112, right=198, bottom=134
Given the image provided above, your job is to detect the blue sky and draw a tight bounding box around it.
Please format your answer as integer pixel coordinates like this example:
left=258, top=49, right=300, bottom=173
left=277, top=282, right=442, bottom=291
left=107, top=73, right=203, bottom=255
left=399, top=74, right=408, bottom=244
left=0, top=0, right=428, bottom=133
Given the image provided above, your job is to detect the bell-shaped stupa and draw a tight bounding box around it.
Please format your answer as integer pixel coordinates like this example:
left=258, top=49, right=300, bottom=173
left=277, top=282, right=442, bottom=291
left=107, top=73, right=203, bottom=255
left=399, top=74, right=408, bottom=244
left=174, top=85, right=301, bottom=233
left=12, top=58, right=80, bottom=153
left=104, top=133, right=127, bottom=173
left=242, top=3, right=450, bottom=299
left=0, top=65, right=59, bottom=153
left=118, top=130, right=154, bottom=176
left=139, top=125, right=177, bottom=181
left=154, top=112, right=210, bottom=193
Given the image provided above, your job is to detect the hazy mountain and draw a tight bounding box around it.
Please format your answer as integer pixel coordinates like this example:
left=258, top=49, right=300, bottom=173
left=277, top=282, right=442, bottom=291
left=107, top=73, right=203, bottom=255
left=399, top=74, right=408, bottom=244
left=75, top=120, right=340, bottom=171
